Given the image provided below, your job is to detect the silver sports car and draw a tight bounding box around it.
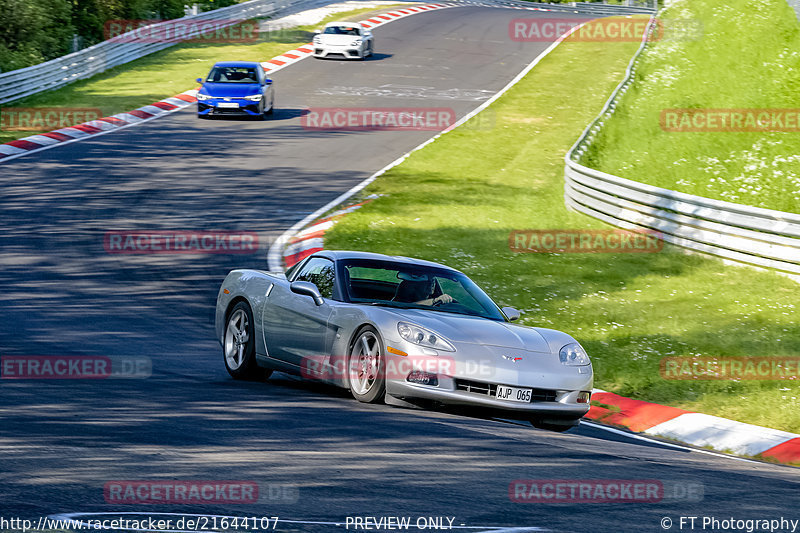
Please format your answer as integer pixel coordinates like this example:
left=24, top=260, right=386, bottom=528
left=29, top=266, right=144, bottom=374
left=215, top=251, right=593, bottom=431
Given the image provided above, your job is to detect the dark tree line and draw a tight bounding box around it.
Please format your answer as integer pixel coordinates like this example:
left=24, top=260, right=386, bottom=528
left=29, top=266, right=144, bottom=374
left=0, top=0, right=236, bottom=72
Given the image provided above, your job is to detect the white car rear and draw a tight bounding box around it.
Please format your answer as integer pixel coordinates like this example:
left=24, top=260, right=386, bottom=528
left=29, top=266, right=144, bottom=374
left=313, top=21, right=374, bottom=60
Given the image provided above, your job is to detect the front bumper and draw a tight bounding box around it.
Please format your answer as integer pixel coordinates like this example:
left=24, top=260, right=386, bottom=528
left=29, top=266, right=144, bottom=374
left=387, top=376, right=591, bottom=418
left=197, top=99, right=261, bottom=116
left=381, top=341, right=593, bottom=419
left=313, top=45, right=364, bottom=59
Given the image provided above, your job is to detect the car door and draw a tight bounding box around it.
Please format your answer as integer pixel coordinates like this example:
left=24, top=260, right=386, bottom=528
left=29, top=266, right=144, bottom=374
left=261, top=257, right=335, bottom=368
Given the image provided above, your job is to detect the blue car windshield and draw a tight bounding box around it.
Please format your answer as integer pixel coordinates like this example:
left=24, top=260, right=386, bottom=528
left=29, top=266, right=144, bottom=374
left=206, top=66, right=259, bottom=83
left=341, top=259, right=506, bottom=321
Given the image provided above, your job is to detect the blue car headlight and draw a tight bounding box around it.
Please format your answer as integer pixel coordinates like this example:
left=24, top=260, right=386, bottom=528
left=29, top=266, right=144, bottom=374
left=196, top=93, right=210, bottom=101
left=398, top=322, right=455, bottom=352
left=244, top=94, right=262, bottom=101
left=559, top=343, right=591, bottom=366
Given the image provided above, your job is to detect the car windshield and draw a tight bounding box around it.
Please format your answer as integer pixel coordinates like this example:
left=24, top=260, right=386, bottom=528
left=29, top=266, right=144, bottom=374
left=341, top=259, right=506, bottom=321
left=206, top=66, right=259, bottom=83
left=323, top=25, right=361, bottom=35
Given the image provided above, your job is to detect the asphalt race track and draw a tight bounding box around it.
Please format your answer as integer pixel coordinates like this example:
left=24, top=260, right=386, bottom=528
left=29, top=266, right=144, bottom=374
left=0, top=5, right=798, bottom=533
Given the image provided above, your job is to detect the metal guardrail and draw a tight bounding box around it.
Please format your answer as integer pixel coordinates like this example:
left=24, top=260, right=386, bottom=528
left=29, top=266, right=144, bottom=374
left=0, top=0, right=341, bottom=104
left=564, top=18, right=800, bottom=276
left=453, top=0, right=655, bottom=14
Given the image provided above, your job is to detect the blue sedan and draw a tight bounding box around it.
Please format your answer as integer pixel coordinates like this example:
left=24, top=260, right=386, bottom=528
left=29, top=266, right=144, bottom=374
left=195, top=61, right=275, bottom=119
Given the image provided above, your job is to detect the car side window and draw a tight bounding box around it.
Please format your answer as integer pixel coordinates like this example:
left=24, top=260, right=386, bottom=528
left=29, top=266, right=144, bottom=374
left=294, top=257, right=335, bottom=299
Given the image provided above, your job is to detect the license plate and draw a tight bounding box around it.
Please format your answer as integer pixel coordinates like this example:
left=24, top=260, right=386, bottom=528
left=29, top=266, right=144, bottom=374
left=217, top=102, right=239, bottom=108
left=496, top=385, right=532, bottom=403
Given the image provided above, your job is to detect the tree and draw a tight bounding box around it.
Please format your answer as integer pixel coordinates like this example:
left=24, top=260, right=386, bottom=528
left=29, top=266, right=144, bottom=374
left=0, top=0, right=73, bottom=72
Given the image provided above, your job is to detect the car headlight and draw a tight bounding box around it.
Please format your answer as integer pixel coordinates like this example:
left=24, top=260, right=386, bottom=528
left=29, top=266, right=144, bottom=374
left=397, top=322, right=455, bottom=352
left=244, top=94, right=262, bottom=101
left=559, top=343, right=591, bottom=366
left=196, top=93, right=209, bottom=101
left=351, top=39, right=362, bottom=46
left=313, top=36, right=321, bottom=43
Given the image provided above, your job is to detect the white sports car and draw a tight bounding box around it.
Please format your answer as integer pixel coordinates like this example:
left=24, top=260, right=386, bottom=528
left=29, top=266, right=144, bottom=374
left=313, top=21, right=374, bottom=60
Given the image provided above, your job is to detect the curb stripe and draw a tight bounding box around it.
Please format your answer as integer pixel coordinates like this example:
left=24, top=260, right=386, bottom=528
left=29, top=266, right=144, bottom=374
left=760, top=438, right=800, bottom=464
left=71, top=124, right=102, bottom=134
left=7, top=139, right=44, bottom=150
left=585, top=391, right=689, bottom=433
left=127, top=109, right=154, bottom=119
left=643, top=412, right=800, bottom=457
left=39, top=131, right=74, bottom=141
left=151, top=101, right=178, bottom=111
left=174, top=93, right=197, bottom=103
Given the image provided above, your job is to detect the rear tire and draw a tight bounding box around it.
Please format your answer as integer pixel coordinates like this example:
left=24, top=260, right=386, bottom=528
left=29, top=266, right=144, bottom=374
left=224, top=301, right=272, bottom=381
left=347, top=326, right=386, bottom=403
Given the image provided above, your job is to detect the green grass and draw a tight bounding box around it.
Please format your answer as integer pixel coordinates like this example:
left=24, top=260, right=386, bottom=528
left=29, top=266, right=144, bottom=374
left=582, top=0, right=800, bottom=213
left=323, top=22, right=800, bottom=433
left=0, top=5, right=406, bottom=144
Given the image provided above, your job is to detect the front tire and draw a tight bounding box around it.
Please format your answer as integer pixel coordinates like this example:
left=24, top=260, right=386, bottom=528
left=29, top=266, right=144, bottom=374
left=224, top=302, right=271, bottom=381
left=347, top=326, right=386, bottom=403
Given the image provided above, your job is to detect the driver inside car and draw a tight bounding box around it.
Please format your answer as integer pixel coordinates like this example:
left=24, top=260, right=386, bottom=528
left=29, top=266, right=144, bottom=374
left=393, top=274, right=454, bottom=306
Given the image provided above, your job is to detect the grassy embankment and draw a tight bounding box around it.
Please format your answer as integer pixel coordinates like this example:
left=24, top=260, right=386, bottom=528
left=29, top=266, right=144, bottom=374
left=582, top=0, right=800, bottom=213
left=322, top=16, right=800, bottom=432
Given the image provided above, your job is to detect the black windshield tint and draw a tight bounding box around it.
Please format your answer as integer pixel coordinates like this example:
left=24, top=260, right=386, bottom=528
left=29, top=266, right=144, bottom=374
left=206, top=67, right=259, bottom=83
left=323, top=26, right=360, bottom=35
left=341, top=259, right=505, bottom=321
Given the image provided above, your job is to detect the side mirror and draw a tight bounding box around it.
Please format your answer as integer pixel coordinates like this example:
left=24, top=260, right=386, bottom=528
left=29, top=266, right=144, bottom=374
left=264, top=78, right=272, bottom=84
left=502, top=306, right=520, bottom=322
left=195, top=78, right=203, bottom=83
left=313, top=29, right=321, bottom=34
left=291, top=281, right=324, bottom=306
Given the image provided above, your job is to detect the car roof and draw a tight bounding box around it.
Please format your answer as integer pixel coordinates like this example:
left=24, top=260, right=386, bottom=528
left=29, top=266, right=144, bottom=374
left=313, top=250, right=460, bottom=272
left=211, top=61, right=262, bottom=68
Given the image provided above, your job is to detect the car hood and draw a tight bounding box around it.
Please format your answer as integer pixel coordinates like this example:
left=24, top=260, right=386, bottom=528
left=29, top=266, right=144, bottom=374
left=200, top=83, right=261, bottom=98
left=375, top=308, right=552, bottom=354
left=319, top=34, right=360, bottom=45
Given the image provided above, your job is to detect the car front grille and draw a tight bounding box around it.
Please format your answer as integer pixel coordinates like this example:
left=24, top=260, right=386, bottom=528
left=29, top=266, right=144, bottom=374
left=454, top=379, right=557, bottom=402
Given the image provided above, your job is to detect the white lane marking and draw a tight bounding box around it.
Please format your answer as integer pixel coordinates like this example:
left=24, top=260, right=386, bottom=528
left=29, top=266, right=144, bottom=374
left=49, top=513, right=549, bottom=532
left=580, top=420, right=763, bottom=464
left=267, top=22, right=586, bottom=271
